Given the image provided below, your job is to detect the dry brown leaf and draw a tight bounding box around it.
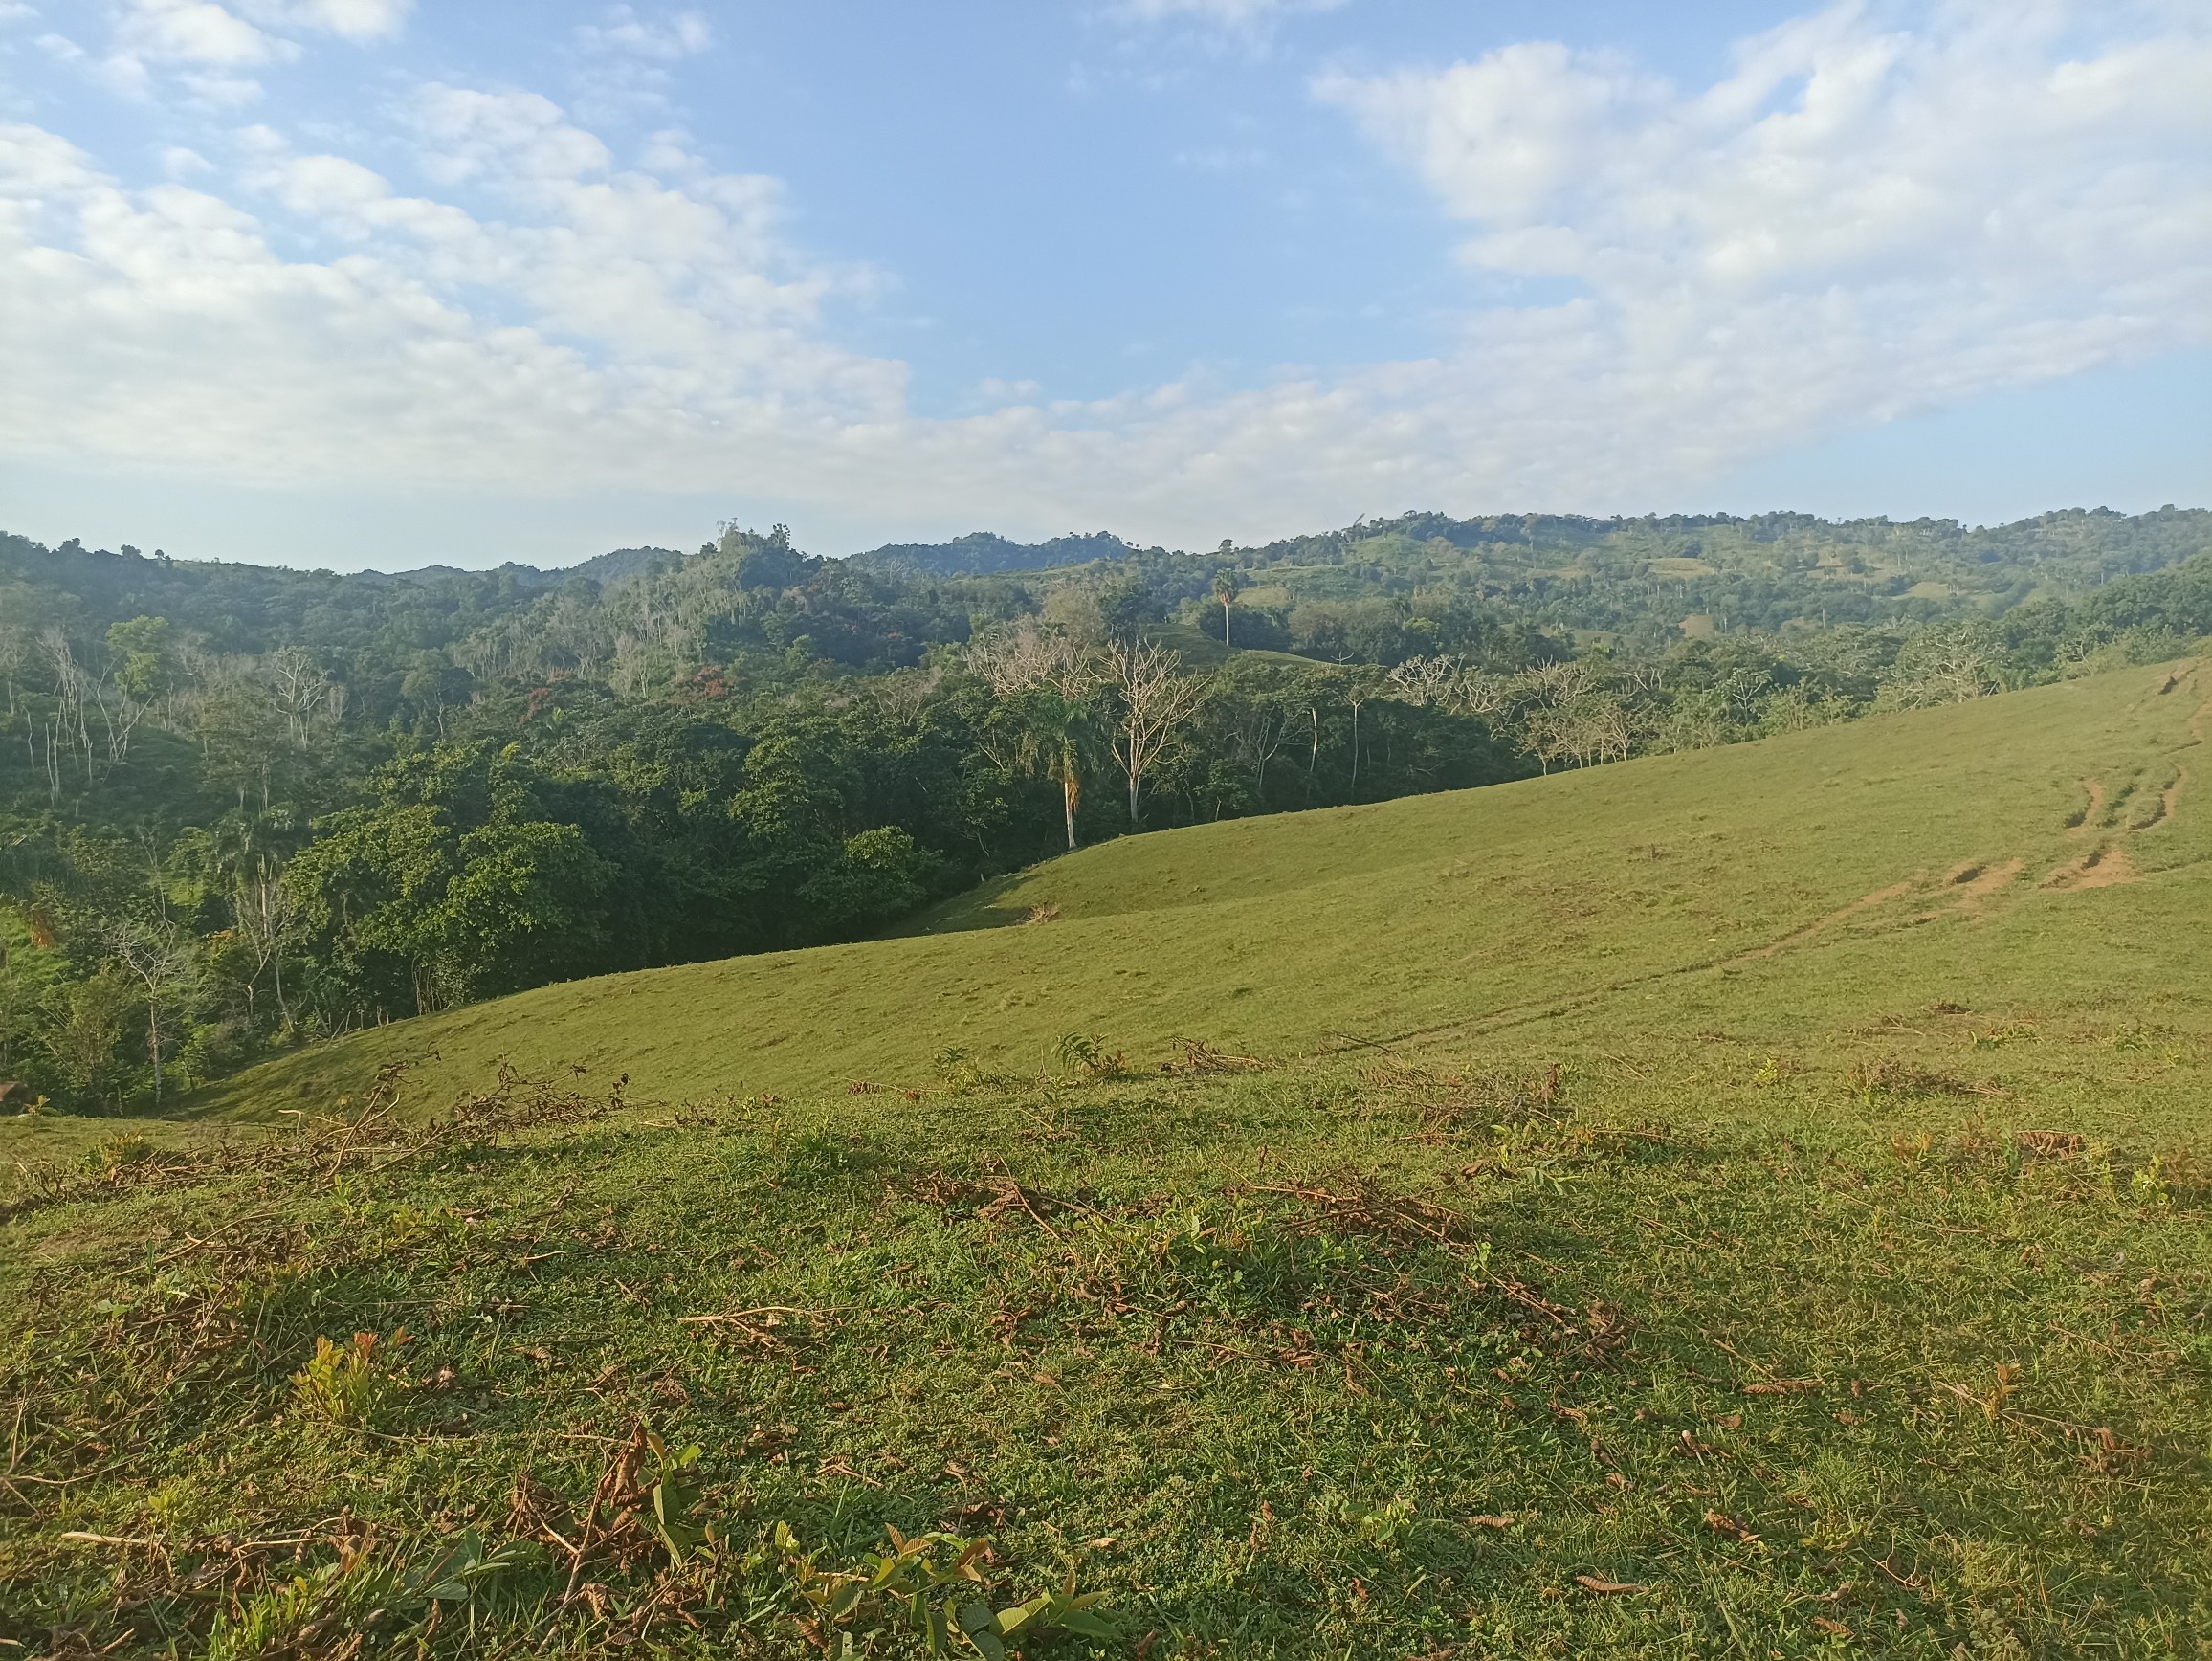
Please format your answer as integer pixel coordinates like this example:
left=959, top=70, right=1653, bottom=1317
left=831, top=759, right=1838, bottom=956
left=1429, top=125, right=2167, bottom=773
left=1575, top=1574, right=1648, bottom=1594
left=1703, top=1510, right=1759, bottom=1543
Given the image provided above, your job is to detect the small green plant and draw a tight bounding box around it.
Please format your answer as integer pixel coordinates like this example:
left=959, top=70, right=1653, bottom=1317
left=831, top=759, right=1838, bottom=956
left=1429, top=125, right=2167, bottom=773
left=1052, top=1031, right=1125, bottom=1079
left=984, top=1579, right=1120, bottom=1654
left=206, top=1532, right=534, bottom=1660
left=2133, top=1156, right=2171, bottom=1206
left=646, top=1432, right=710, bottom=1561
left=935, top=1045, right=986, bottom=1093
left=782, top=1128, right=857, bottom=1181
left=771, top=1523, right=1117, bottom=1657
left=291, top=1329, right=408, bottom=1428
left=406, top=1529, right=539, bottom=1605
left=781, top=1523, right=988, bottom=1654
left=86, top=1130, right=154, bottom=1174
left=206, top=1541, right=408, bottom=1661
left=1355, top=1494, right=1418, bottom=1550
left=1312, top=1486, right=1419, bottom=1552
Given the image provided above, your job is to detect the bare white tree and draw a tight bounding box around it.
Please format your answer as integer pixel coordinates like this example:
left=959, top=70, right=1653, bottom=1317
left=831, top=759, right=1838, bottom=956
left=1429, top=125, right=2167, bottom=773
left=263, top=646, right=344, bottom=748
left=0, top=626, right=24, bottom=717
left=32, top=629, right=147, bottom=778
left=965, top=617, right=1094, bottom=699
left=109, top=918, right=193, bottom=1111
left=1385, top=653, right=1465, bottom=707
left=1105, top=639, right=1206, bottom=826
left=1861, top=625, right=2007, bottom=714
left=874, top=665, right=944, bottom=726
left=40, top=628, right=90, bottom=782
left=87, top=673, right=147, bottom=768
left=235, top=856, right=300, bottom=1032
left=1228, top=689, right=1296, bottom=800
left=1385, top=653, right=1528, bottom=726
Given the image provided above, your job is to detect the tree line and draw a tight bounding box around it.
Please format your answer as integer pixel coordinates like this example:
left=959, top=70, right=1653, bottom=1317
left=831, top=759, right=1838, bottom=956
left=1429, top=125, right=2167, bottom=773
left=3, top=519, right=2207, bottom=1113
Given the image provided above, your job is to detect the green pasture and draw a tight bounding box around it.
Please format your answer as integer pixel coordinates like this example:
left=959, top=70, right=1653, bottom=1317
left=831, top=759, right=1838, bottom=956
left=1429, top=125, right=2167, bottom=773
left=158, top=655, right=2212, bottom=1121
left=4, top=661, right=2210, bottom=1656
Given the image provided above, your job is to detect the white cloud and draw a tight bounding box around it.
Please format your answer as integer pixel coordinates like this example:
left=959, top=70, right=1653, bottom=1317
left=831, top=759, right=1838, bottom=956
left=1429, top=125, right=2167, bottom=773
left=237, top=0, right=412, bottom=41
left=57, top=0, right=405, bottom=104
left=0, top=97, right=898, bottom=505
left=113, top=0, right=285, bottom=67
left=0, top=1, right=2206, bottom=550
left=567, top=7, right=714, bottom=122
left=574, top=6, right=710, bottom=62
left=1303, top=0, right=2212, bottom=469
left=1318, top=7, right=2212, bottom=307
left=1173, top=143, right=1268, bottom=171
left=232, top=98, right=856, bottom=387
left=408, top=85, right=616, bottom=187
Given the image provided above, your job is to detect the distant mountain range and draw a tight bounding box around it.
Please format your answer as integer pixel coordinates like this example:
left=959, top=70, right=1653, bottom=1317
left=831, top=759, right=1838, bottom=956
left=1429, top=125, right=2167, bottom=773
left=843, top=530, right=1145, bottom=576
left=358, top=533, right=1141, bottom=588
left=14, top=509, right=2210, bottom=624
left=362, top=545, right=686, bottom=588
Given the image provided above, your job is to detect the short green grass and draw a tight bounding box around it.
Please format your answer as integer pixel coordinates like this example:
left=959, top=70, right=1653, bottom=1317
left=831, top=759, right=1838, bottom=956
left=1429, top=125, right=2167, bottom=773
left=5, top=660, right=2211, bottom=1656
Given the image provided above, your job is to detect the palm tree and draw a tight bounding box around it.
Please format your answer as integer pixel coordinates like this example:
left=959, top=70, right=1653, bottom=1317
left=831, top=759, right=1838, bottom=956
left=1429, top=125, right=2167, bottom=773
left=1028, top=689, right=1094, bottom=852
left=1213, top=568, right=1242, bottom=650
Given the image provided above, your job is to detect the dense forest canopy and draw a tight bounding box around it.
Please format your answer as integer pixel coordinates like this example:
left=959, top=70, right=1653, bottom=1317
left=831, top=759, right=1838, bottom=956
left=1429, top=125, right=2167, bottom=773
left=2, top=505, right=2208, bottom=1113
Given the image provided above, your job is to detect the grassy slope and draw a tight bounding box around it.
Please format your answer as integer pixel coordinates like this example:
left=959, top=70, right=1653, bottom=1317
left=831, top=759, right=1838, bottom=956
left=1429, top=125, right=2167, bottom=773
left=6, top=661, right=2212, bottom=1659
left=178, top=656, right=2212, bottom=1120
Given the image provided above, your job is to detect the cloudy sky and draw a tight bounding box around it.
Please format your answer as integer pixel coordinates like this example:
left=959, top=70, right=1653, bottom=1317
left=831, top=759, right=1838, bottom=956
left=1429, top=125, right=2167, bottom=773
left=1, top=0, right=2207, bottom=569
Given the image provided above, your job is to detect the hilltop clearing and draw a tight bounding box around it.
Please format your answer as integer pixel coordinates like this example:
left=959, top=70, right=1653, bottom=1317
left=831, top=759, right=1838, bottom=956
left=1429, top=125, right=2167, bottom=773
left=3, top=663, right=2209, bottom=1657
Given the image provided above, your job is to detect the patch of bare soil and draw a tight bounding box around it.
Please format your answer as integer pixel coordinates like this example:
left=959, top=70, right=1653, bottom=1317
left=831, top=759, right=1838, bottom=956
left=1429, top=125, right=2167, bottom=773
left=1947, top=858, right=2024, bottom=909
left=2135, top=771, right=2182, bottom=830
left=2066, top=779, right=2105, bottom=834
left=2044, top=841, right=2138, bottom=891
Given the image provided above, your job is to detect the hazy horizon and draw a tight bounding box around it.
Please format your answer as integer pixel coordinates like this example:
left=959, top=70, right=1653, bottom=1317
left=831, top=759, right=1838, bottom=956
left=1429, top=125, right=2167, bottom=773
left=9, top=496, right=2208, bottom=581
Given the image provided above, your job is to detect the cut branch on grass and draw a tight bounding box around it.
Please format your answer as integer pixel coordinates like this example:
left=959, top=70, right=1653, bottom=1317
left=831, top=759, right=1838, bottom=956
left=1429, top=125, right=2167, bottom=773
left=1161, top=1037, right=1269, bottom=1074
left=1247, top=1177, right=1471, bottom=1245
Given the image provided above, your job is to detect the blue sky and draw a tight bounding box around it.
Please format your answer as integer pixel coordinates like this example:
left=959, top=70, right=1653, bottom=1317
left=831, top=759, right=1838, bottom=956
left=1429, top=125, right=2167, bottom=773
left=1, top=0, right=2206, bottom=570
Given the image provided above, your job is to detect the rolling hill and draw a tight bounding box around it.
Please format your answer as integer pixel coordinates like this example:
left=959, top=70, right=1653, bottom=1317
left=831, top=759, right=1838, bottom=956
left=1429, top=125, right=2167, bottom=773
left=5, top=660, right=2209, bottom=1658
left=173, top=655, right=2212, bottom=1121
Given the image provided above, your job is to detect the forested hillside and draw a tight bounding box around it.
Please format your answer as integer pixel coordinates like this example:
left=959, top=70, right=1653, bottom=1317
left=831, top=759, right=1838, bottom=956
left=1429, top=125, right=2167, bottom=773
left=2, top=506, right=2208, bottom=1113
